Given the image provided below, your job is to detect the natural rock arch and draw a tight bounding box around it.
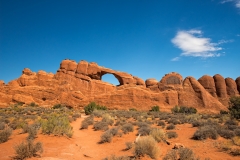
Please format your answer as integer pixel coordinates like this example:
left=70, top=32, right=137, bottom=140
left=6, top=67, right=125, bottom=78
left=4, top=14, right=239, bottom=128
left=100, top=72, right=122, bottom=85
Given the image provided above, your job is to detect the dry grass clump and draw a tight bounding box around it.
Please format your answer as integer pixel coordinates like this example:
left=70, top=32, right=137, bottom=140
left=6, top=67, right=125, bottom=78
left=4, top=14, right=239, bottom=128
left=13, top=140, right=43, bottom=160
left=0, top=125, right=12, bottom=143
left=134, top=136, right=160, bottom=159
left=150, top=128, right=165, bottom=142
left=163, top=147, right=199, bottom=160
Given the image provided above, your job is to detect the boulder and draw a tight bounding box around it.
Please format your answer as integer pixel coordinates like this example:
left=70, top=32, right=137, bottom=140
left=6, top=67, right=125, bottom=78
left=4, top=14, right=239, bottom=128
left=145, top=78, right=158, bottom=87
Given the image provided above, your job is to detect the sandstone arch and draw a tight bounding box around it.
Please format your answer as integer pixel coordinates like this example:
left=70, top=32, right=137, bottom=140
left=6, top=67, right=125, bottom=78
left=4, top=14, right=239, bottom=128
left=100, top=72, right=122, bottom=85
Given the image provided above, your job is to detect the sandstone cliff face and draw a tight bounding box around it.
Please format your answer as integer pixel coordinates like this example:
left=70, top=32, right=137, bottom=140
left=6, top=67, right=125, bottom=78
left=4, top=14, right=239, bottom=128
left=0, top=59, right=239, bottom=112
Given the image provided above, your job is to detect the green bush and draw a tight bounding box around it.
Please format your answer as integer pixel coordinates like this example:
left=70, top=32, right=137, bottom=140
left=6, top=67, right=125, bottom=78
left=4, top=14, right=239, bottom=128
left=220, top=110, right=229, bottom=115
left=84, top=102, right=107, bottom=115
left=150, top=106, right=160, bottom=112
left=228, top=96, right=240, bottom=119
left=40, top=113, right=73, bottom=138
left=134, top=136, right=160, bottom=159
left=171, top=106, right=197, bottom=114
left=13, top=140, right=43, bottom=159
left=52, top=104, right=64, bottom=109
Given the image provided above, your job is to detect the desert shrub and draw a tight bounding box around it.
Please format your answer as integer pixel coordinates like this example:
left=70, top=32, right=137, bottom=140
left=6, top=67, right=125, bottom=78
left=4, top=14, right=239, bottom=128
left=217, top=127, right=235, bottom=139
left=93, top=121, right=109, bottom=131
left=40, top=113, right=73, bottom=138
left=167, top=118, right=180, bottom=125
left=72, top=113, right=81, bottom=120
left=109, top=127, right=119, bottom=136
left=166, top=131, right=178, bottom=139
left=149, top=105, right=160, bottom=112
left=103, top=155, right=131, bottom=160
left=100, top=130, right=113, bottom=143
left=230, top=148, right=240, bottom=156
left=0, top=122, right=5, bottom=130
left=0, top=126, right=12, bottom=143
left=171, top=106, right=197, bottom=114
left=163, top=147, right=199, bottom=160
left=191, top=120, right=203, bottom=127
left=27, top=125, right=38, bottom=140
left=134, top=136, right=160, bottom=159
left=157, top=120, right=166, bottom=128
left=138, top=126, right=152, bottom=136
left=13, top=140, right=43, bottom=159
left=193, top=125, right=218, bottom=140
left=137, top=122, right=149, bottom=128
left=129, top=108, right=137, bottom=111
left=220, top=110, right=229, bottom=115
left=232, top=136, right=240, bottom=146
left=29, top=102, right=37, bottom=107
left=125, top=141, right=133, bottom=150
left=52, top=104, right=64, bottom=109
left=225, top=119, right=238, bottom=126
left=102, top=114, right=114, bottom=125
left=228, top=96, right=240, bottom=119
left=150, top=128, right=165, bottom=142
left=92, top=110, right=105, bottom=117
left=84, top=102, right=107, bottom=115
left=80, top=121, right=89, bottom=129
left=234, top=129, right=240, bottom=136
left=121, top=123, right=134, bottom=134
left=21, top=123, right=29, bottom=134
left=166, top=124, right=175, bottom=130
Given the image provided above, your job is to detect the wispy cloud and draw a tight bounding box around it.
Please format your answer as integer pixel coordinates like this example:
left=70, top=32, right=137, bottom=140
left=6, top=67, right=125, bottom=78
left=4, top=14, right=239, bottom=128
left=221, top=0, right=240, bottom=9
left=171, top=57, right=180, bottom=61
left=171, top=29, right=223, bottom=58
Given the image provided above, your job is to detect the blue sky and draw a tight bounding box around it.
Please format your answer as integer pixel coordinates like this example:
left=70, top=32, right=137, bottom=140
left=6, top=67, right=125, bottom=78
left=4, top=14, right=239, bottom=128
left=0, top=0, right=239, bottom=85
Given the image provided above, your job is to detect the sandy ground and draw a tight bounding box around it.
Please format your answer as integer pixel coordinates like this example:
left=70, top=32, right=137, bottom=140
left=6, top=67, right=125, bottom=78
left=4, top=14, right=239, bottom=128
left=0, top=116, right=239, bottom=160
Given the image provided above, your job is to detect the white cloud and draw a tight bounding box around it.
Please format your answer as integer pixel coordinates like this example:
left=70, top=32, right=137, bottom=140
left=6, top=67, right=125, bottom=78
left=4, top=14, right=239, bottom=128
left=171, top=30, right=222, bottom=58
left=171, top=57, right=180, bottom=61
left=221, top=0, right=240, bottom=8
left=237, top=1, right=240, bottom=8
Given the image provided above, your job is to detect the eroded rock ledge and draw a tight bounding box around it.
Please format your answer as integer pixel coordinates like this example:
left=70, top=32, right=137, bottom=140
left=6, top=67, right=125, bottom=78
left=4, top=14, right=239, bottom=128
left=0, top=59, right=239, bottom=112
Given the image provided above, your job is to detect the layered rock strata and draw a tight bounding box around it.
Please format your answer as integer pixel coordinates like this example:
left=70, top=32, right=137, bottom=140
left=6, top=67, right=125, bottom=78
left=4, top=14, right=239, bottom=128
left=0, top=59, right=239, bottom=112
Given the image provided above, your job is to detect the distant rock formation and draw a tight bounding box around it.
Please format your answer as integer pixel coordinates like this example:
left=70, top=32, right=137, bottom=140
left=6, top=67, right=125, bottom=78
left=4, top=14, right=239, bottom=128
left=0, top=59, right=239, bottom=112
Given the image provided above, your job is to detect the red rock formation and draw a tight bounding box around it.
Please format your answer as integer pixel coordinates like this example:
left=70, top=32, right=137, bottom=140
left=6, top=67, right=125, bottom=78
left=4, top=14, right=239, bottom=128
left=225, top=78, right=239, bottom=96
left=198, top=75, right=217, bottom=97
left=0, top=59, right=239, bottom=112
left=236, top=77, right=240, bottom=93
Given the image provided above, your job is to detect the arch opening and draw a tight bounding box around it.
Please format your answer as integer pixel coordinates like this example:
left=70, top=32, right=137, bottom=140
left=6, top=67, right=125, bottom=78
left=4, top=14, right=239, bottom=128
left=101, top=73, right=120, bottom=86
